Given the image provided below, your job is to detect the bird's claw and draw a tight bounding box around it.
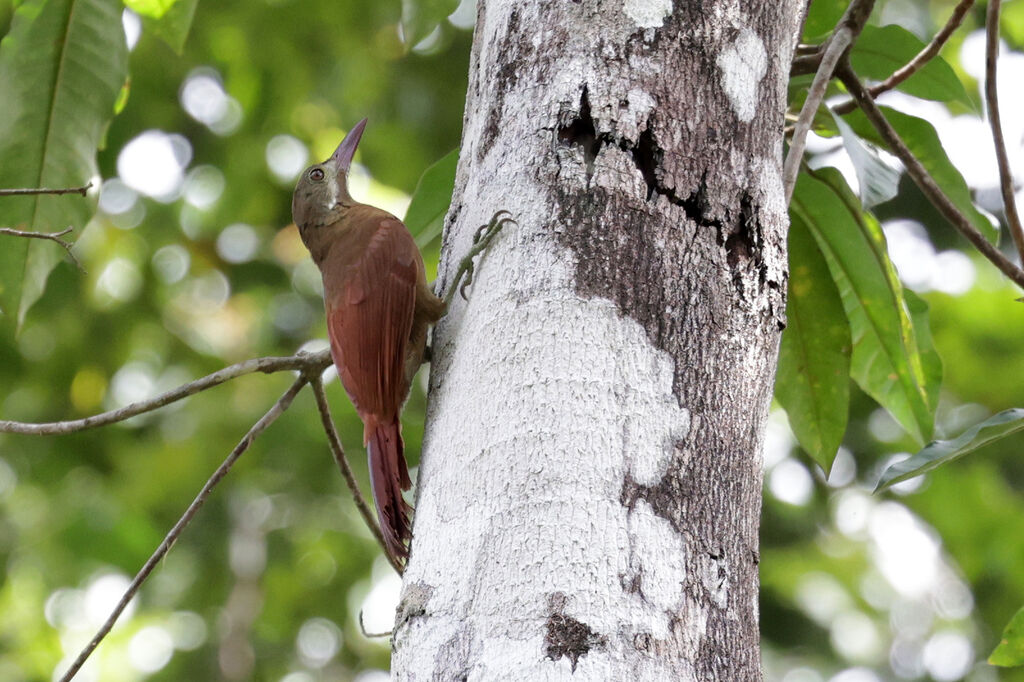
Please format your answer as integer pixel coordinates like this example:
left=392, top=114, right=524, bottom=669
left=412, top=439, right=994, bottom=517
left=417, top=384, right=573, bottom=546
left=474, top=210, right=515, bottom=247
left=458, top=261, right=476, bottom=301
left=445, top=210, right=517, bottom=306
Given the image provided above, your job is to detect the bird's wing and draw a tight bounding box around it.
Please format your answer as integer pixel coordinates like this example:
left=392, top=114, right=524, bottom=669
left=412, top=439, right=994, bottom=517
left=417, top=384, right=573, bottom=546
left=326, top=217, right=419, bottom=426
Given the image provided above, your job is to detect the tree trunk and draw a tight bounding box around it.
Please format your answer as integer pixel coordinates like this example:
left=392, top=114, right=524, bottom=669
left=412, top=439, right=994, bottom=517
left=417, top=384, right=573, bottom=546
left=394, top=0, right=799, bottom=678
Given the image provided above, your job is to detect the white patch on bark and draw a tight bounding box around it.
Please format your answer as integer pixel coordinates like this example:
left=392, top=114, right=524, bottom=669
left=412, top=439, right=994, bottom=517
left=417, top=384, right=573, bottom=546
left=715, top=29, right=767, bottom=123
left=395, top=203, right=692, bottom=678
left=625, top=499, right=687, bottom=635
left=622, top=0, right=672, bottom=29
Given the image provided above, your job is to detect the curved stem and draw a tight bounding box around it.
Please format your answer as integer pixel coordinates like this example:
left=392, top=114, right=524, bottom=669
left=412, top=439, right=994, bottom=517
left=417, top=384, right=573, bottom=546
left=57, top=376, right=308, bottom=682
left=984, top=0, right=1024, bottom=265
left=309, top=376, right=403, bottom=574
left=837, top=62, right=1024, bottom=291
left=832, top=0, right=974, bottom=115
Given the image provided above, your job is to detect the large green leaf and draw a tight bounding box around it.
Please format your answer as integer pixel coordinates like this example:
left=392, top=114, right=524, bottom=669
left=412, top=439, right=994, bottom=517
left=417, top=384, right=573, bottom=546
left=792, top=169, right=936, bottom=443
left=991, top=604, right=1024, bottom=667
left=877, top=408, right=1024, bottom=491
left=842, top=106, right=998, bottom=243
left=0, top=0, right=128, bottom=328
left=851, top=24, right=973, bottom=106
left=776, top=214, right=852, bottom=472
left=400, top=0, right=458, bottom=48
left=405, top=148, right=458, bottom=248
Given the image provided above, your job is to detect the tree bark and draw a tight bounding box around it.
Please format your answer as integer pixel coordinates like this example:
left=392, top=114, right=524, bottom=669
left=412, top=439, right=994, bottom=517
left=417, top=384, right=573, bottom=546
left=394, top=0, right=799, bottom=678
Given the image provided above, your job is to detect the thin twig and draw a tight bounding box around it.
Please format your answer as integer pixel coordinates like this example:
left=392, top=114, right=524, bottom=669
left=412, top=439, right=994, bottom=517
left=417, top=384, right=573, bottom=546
left=57, top=375, right=308, bottom=682
left=833, top=0, right=975, bottom=115
left=0, top=182, right=92, bottom=197
left=0, top=226, right=84, bottom=272
left=309, top=376, right=403, bottom=575
left=0, top=350, right=331, bottom=435
left=783, top=0, right=876, bottom=203
left=358, top=610, right=394, bottom=639
left=837, top=62, right=1024, bottom=290
left=985, top=0, right=1024, bottom=265
left=785, top=34, right=852, bottom=202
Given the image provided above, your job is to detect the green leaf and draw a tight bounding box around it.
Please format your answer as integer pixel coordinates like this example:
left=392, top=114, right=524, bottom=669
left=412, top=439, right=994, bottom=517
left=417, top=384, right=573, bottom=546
left=802, top=0, right=845, bottom=41
left=792, top=169, right=936, bottom=443
left=0, top=0, right=129, bottom=329
left=1004, top=1, right=1024, bottom=48
left=877, top=408, right=1024, bottom=492
left=904, top=290, right=942, bottom=412
left=991, top=604, right=1024, bottom=667
left=401, top=0, right=458, bottom=48
left=832, top=111, right=900, bottom=209
left=776, top=214, right=852, bottom=471
left=842, top=106, right=998, bottom=243
left=133, top=0, right=198, bottom=54
left=851, top=24, right=973, bottom=107
left=122, top=0, right=174, bottom=18
left=405, top=148, right=458, bottom=248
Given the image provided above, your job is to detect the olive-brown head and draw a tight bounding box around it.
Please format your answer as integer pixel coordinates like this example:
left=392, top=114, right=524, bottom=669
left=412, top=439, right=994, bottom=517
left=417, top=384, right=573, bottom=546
left=291, top=118, right=367, bottom=233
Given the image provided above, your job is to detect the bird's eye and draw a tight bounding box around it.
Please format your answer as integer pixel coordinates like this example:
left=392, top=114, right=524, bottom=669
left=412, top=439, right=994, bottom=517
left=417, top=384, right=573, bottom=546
left=309, top=168, right=325, bottom=182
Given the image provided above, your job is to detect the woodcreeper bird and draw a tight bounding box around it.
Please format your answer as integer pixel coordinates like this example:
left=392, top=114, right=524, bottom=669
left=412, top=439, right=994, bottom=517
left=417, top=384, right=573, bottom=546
left=292, top=119, right=511, bottom=564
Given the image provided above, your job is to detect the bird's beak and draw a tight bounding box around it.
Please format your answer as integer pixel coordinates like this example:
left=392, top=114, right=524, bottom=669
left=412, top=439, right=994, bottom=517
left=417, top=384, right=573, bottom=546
left=330, top=118, right=368, bottom=171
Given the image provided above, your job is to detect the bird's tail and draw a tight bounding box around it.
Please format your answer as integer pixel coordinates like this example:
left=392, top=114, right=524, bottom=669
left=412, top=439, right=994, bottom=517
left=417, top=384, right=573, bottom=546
left=365, top=417, right=412, bottom=563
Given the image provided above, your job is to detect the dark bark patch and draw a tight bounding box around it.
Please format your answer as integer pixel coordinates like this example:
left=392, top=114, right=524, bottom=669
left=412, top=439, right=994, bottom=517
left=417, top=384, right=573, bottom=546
left=479, top=9, right=524, bottom=162
left=544, top=592, right=606, bottom=672
left=433, top=624, right=474, bottom=682
left=556, top=88, right=727, bottom=233
left=621, top=458, right=688, bottom=534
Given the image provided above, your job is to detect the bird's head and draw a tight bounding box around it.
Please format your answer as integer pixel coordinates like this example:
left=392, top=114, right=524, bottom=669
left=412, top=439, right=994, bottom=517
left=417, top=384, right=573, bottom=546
left=292, top=118, right=367, bottom=231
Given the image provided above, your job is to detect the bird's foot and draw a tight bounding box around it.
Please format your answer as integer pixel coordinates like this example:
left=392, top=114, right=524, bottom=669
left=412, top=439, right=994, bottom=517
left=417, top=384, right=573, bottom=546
left=445, top=210, right=516, bottom=305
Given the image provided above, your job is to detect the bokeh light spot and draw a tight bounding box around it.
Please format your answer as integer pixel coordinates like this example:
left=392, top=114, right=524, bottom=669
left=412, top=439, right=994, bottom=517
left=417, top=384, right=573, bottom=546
left=217, top=223, right=260, bottom=264
left=117, top=130, right=192, bottom=201
left=128, top=626, right=174, bottom=673
left=266, top=135, right=309, bottom=184
left=296, top=618, right=341, bottom=668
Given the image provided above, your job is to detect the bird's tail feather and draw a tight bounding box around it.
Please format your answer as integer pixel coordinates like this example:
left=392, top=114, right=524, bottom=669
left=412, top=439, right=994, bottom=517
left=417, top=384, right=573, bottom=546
left=366, top=418, right=412, bottom=563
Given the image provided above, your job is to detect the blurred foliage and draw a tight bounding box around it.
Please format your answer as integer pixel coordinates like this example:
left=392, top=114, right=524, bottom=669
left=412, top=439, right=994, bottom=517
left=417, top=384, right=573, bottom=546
left=0, top=0, right=470, bottom=679
left=1, top=0, right=1024, bottom=680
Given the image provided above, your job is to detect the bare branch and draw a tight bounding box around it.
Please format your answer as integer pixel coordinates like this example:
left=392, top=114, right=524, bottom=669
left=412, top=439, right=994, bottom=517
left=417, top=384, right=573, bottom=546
left=832, top=0, right=974, bottom=115
left=358, top=610, right=394, bottom=639
left=985, top=0, right=1024, bottom=265
left=0, top=226, right=84, bottom=272
left=0, top=182, right=92, bottom=197
left=0, top=350, right=332, bottom=435
left=837, top=62, right=1024, bottom=291
left=784, top=0, right=876, bottom=203
left=57, top=375, right=309, bottom=682
left=309, top=376, right=403, bottom=575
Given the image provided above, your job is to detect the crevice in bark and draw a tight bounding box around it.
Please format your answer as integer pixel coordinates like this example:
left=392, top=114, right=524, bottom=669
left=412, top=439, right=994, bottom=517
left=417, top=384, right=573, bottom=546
left=720, top=190, right=770, bottom=296
left=556, top=87, right=601, bottom=181
left=544, top=592, right=607, bottom=672
left=556, top=87, right=725, bottom=233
